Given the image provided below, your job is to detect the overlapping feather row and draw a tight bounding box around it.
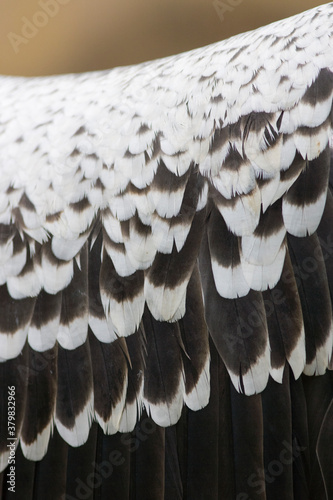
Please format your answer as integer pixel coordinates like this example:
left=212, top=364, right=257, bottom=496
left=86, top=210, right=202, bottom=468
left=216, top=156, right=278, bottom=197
left=0, top=1, right=332, bottom=472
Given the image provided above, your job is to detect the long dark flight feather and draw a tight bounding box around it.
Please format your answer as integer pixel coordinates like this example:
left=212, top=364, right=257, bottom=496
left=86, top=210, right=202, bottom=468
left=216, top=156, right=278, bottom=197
left=263, top=251, right=304, bottom=382
left=184, top=340, right=227, bottom=500
left=317, top=189, right=333, bottom=306
left=178, top=264, right=210, bottom=410
left=31, top=427, right=68, bottom=500
left=55, top=338, right=93, bottom=447
left=20, top=345, right=57, bottom=461
left=131, top=413, right=166, bottom=500
left=65, top=422, right=98, bottom=500
left=316, top=388, right=333, bottom=500
left=302, top=372, right=333, bottom=499
left=142, top=307, right=184, bottom=426
left=289, top=373, right=310, bottom=499
left=0, top=345, right=29, bottom=468
left=0, top=4, right=333, bottom=499
left=94, top=426, right=131, bottom=500
left=287, top=233, right=332, bottom=375
left=121, top=329, right=145, bottom=431
left=261, top=369, right=293, bottom=500
left=230, top=388, right=265, bottom=500
left=200, top=230, right=269, bottom=395
left=58, top=242, right=89, bottom=350
left=88, top=328, right=128, bottom=432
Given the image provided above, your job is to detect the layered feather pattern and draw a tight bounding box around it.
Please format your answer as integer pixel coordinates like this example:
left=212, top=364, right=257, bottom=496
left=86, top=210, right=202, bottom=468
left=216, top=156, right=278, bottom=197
left=0, top=3, right=333, bottom=498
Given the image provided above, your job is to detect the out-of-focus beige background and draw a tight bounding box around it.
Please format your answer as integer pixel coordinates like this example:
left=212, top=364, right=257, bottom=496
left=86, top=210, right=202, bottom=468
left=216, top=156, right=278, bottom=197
left=0, top=0, right=325, bottom=76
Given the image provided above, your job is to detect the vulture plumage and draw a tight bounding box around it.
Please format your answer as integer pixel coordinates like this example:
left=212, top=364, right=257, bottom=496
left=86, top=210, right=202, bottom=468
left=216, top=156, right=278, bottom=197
left=0, top=3, right=333, bottom=499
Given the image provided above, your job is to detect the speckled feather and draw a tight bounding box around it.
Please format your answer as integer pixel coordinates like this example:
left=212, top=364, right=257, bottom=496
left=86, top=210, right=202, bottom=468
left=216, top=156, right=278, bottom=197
left=0, top=4, right=333, bottom=493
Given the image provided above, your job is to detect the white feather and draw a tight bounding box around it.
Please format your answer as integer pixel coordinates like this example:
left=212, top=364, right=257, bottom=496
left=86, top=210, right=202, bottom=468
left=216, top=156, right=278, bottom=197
left=95, top=375, right=128, bottom=434
left=55, top=391, right=94, bottom=447
left=28, top=317, right=59, bottom=352
left=283, top=190, right=327, bottom=237
left=0, top=244, right=26, bottom=284
left=57, top=316, right=88, bottom=350
left=40, top=256, right=74, bottom=295
left=124, top=228, right=156, bottom=270
left=145, top=278, right=187, bottom=322
left=101, top=291, right=144, bottom=338
left=7, top=264, right=42, bottom=299
left=0, top=324, right=29, bottom=361
left=20, top=423, right=52, bottom=461
left=109, top=193, right=136, bottom=221
left=241, top=243, right=286, bottom=291
left=229, top=339, right=270, bottom=395
left=102, top=210, right=124, bottom=243
left=293, top=125, right=330, bottom=161
left=286, top=324, right=306, bottom=380
left=120, top=374, right=143, bottom=433
left=88, top=315, right=118, bottom=343
left=144, top=378, right=185, bottom=427
left=216, top=186, right=261, bottom=237
left=104, top=243, right=137, bottom=277
left=149, top=186, right=185, bottom=218
left=51, top=232, right=89, bottom=260
left=303, top=322, right=333, bottom=376
left=151, top=216, right=191, bottom=253
left=211, top=258, right=250, bottom=299
left=184, top=356, right=210, bottom=411
left=241, top=226, right=286, bottom=266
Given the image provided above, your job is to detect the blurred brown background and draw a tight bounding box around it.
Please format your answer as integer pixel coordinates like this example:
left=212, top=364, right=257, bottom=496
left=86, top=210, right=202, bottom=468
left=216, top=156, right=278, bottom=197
left=0, top=0, right=325, bottom=76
